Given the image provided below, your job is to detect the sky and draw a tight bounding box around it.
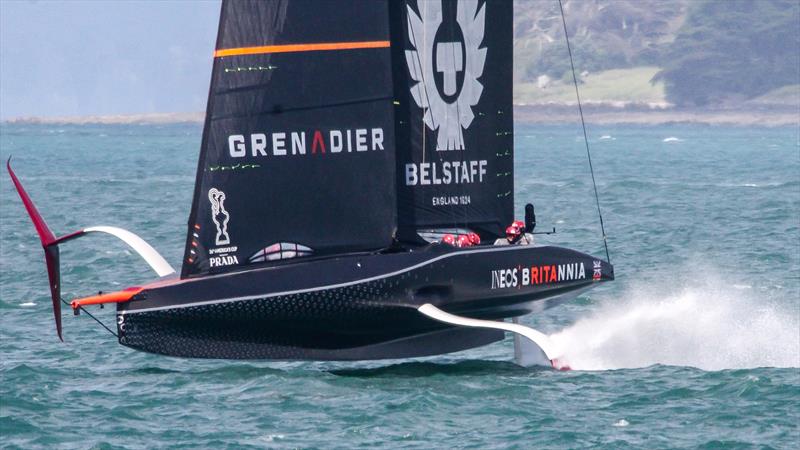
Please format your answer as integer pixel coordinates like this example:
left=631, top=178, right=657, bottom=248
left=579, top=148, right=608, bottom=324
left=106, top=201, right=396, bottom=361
left=0, top=0, right=221, bottom=119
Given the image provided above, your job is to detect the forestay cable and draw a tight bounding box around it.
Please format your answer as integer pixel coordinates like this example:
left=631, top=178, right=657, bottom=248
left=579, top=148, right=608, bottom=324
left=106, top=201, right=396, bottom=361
left=557, top=0, right=611, bottom=263
left=60, top=297, right=119, bottom=338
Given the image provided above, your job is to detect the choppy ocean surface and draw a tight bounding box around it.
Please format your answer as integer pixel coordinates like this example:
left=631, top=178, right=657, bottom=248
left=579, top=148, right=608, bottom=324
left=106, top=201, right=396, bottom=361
left=1, top=123, right=798, bottom=448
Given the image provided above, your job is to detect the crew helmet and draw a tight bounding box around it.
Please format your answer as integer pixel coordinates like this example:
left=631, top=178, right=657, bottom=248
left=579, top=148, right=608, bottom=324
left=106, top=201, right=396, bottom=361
left=506, top=224, right=521, bottom=242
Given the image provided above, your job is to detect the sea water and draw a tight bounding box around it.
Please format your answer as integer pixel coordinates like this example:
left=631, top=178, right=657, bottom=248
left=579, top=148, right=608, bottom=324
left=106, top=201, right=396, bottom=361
left=1, top=123, right=798, bottom=448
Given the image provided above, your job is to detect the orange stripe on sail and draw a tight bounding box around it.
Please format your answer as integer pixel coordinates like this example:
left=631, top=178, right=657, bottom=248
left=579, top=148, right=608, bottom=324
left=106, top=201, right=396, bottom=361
left=214, top=40, right=390, bottom=58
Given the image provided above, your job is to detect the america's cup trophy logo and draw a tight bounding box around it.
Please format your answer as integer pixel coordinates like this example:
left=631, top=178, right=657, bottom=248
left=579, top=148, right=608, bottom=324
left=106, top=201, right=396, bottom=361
left=405, top=0, right=487, bottom=151
left=208, top=188, right=230, bottom=246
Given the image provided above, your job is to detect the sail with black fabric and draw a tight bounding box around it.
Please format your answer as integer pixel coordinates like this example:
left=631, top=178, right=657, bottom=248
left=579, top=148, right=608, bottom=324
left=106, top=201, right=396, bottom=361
left=390, top=0, right=514, bottom=242
left=181, top=0, right=398, bottom=277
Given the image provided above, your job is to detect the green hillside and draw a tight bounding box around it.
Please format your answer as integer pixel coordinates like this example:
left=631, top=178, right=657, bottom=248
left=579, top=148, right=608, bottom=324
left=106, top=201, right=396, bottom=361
left=513, top=0, right=800, bottom=108
left=515, top=66, right=666, bottom=106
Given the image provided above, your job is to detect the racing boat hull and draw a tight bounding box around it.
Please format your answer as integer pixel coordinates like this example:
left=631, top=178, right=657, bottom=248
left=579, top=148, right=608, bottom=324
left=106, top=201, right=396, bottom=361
left=118, top=245, right=613, bottom=359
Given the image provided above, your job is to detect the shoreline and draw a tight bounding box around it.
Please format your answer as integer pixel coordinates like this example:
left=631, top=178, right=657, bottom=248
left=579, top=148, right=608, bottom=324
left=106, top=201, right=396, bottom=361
left=2, top=106, right=797, bottom=127
left=1, top=112, right=204, bottom=126
left=515, top=105, right=798, bottom=127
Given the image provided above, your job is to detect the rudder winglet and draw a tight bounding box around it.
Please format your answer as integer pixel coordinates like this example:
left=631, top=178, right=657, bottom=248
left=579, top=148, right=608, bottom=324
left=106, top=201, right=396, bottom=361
left=7, top=157, right=57, bottom=246
left=8, top=158, right=62, bottom=340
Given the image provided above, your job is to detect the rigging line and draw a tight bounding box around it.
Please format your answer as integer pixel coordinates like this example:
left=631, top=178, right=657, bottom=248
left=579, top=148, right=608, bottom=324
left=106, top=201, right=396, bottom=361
left=80, top=306, right=119, bottom=338
left=451, top=26, right=468, bottom=234
left=59, top=297, right=119, bottom=338
left=444, top=5, right=463, bottom=232
left=556, top=0, right=611, bottom=263
left=407, top=5, right=432, bottom=165
left=445, top=8, right=467, bottom=233
left=422, top=8, right=426, bottom=166
left=410, top=4, right=451, bottom=236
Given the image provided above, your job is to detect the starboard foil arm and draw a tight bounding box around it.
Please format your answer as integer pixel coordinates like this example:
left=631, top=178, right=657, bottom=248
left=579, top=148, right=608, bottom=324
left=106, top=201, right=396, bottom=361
left=417, top=304, right=562, bottom=368
left=7, top=158, right=174, bottom=340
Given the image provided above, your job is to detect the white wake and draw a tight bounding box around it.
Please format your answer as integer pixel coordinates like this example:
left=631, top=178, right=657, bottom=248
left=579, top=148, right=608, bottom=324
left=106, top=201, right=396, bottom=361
left=549, top=276, right=800, bottom=371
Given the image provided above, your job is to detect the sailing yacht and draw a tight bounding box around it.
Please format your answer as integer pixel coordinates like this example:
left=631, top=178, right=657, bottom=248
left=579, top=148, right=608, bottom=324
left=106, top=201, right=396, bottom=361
left=8, top=0, right=613, bottom=367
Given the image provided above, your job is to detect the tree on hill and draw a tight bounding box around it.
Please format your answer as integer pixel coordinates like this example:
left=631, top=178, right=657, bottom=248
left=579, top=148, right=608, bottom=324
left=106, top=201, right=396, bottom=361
left=513, top=0, right=688, bottom=82
left=654, top=0, right=800, bottom=107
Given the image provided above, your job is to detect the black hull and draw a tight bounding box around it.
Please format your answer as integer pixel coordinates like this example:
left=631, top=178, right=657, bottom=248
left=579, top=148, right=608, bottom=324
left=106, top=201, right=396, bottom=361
left=117, top=245, right=613, bottom=360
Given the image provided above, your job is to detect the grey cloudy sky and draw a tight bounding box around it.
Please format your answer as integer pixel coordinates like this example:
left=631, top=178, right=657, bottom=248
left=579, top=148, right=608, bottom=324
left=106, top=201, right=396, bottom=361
left=0, top=0, right=221, bottom=119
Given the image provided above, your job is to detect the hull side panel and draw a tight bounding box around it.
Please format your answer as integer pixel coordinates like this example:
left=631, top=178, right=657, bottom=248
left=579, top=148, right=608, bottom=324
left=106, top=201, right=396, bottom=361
left=118, top=245, right=612, bottom=359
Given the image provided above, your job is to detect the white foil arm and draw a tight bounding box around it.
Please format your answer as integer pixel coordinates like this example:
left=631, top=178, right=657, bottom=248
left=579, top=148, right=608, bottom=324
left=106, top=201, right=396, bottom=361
left=84, top=226, right=176, bottom=277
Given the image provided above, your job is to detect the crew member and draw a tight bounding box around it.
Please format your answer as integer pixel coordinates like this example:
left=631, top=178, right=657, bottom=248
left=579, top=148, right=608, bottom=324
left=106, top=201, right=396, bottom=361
left=441, top=234, right=456, bottom=246
left=494, top=221, right=534, bottom=246
left=495, top=223, right=520, bottom=245
left=514, top=220, right=535, bottom=245
left=456, top=234, right=472, bottom=248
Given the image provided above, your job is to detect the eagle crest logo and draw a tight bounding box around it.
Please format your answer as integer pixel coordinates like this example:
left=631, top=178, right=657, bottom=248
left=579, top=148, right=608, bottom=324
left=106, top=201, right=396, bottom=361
left=405, top=0, right=486, bottom=151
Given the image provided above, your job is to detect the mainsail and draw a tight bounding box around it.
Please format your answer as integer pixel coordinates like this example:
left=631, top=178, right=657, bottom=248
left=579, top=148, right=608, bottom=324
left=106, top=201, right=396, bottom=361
left=182, top=0, right=397, bottom=277
left=391, top=0, right=514, bottom=241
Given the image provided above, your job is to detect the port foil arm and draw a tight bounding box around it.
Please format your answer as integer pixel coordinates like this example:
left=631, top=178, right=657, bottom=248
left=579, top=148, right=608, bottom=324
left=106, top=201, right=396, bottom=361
left=63, top=226, right=175, bottom=277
